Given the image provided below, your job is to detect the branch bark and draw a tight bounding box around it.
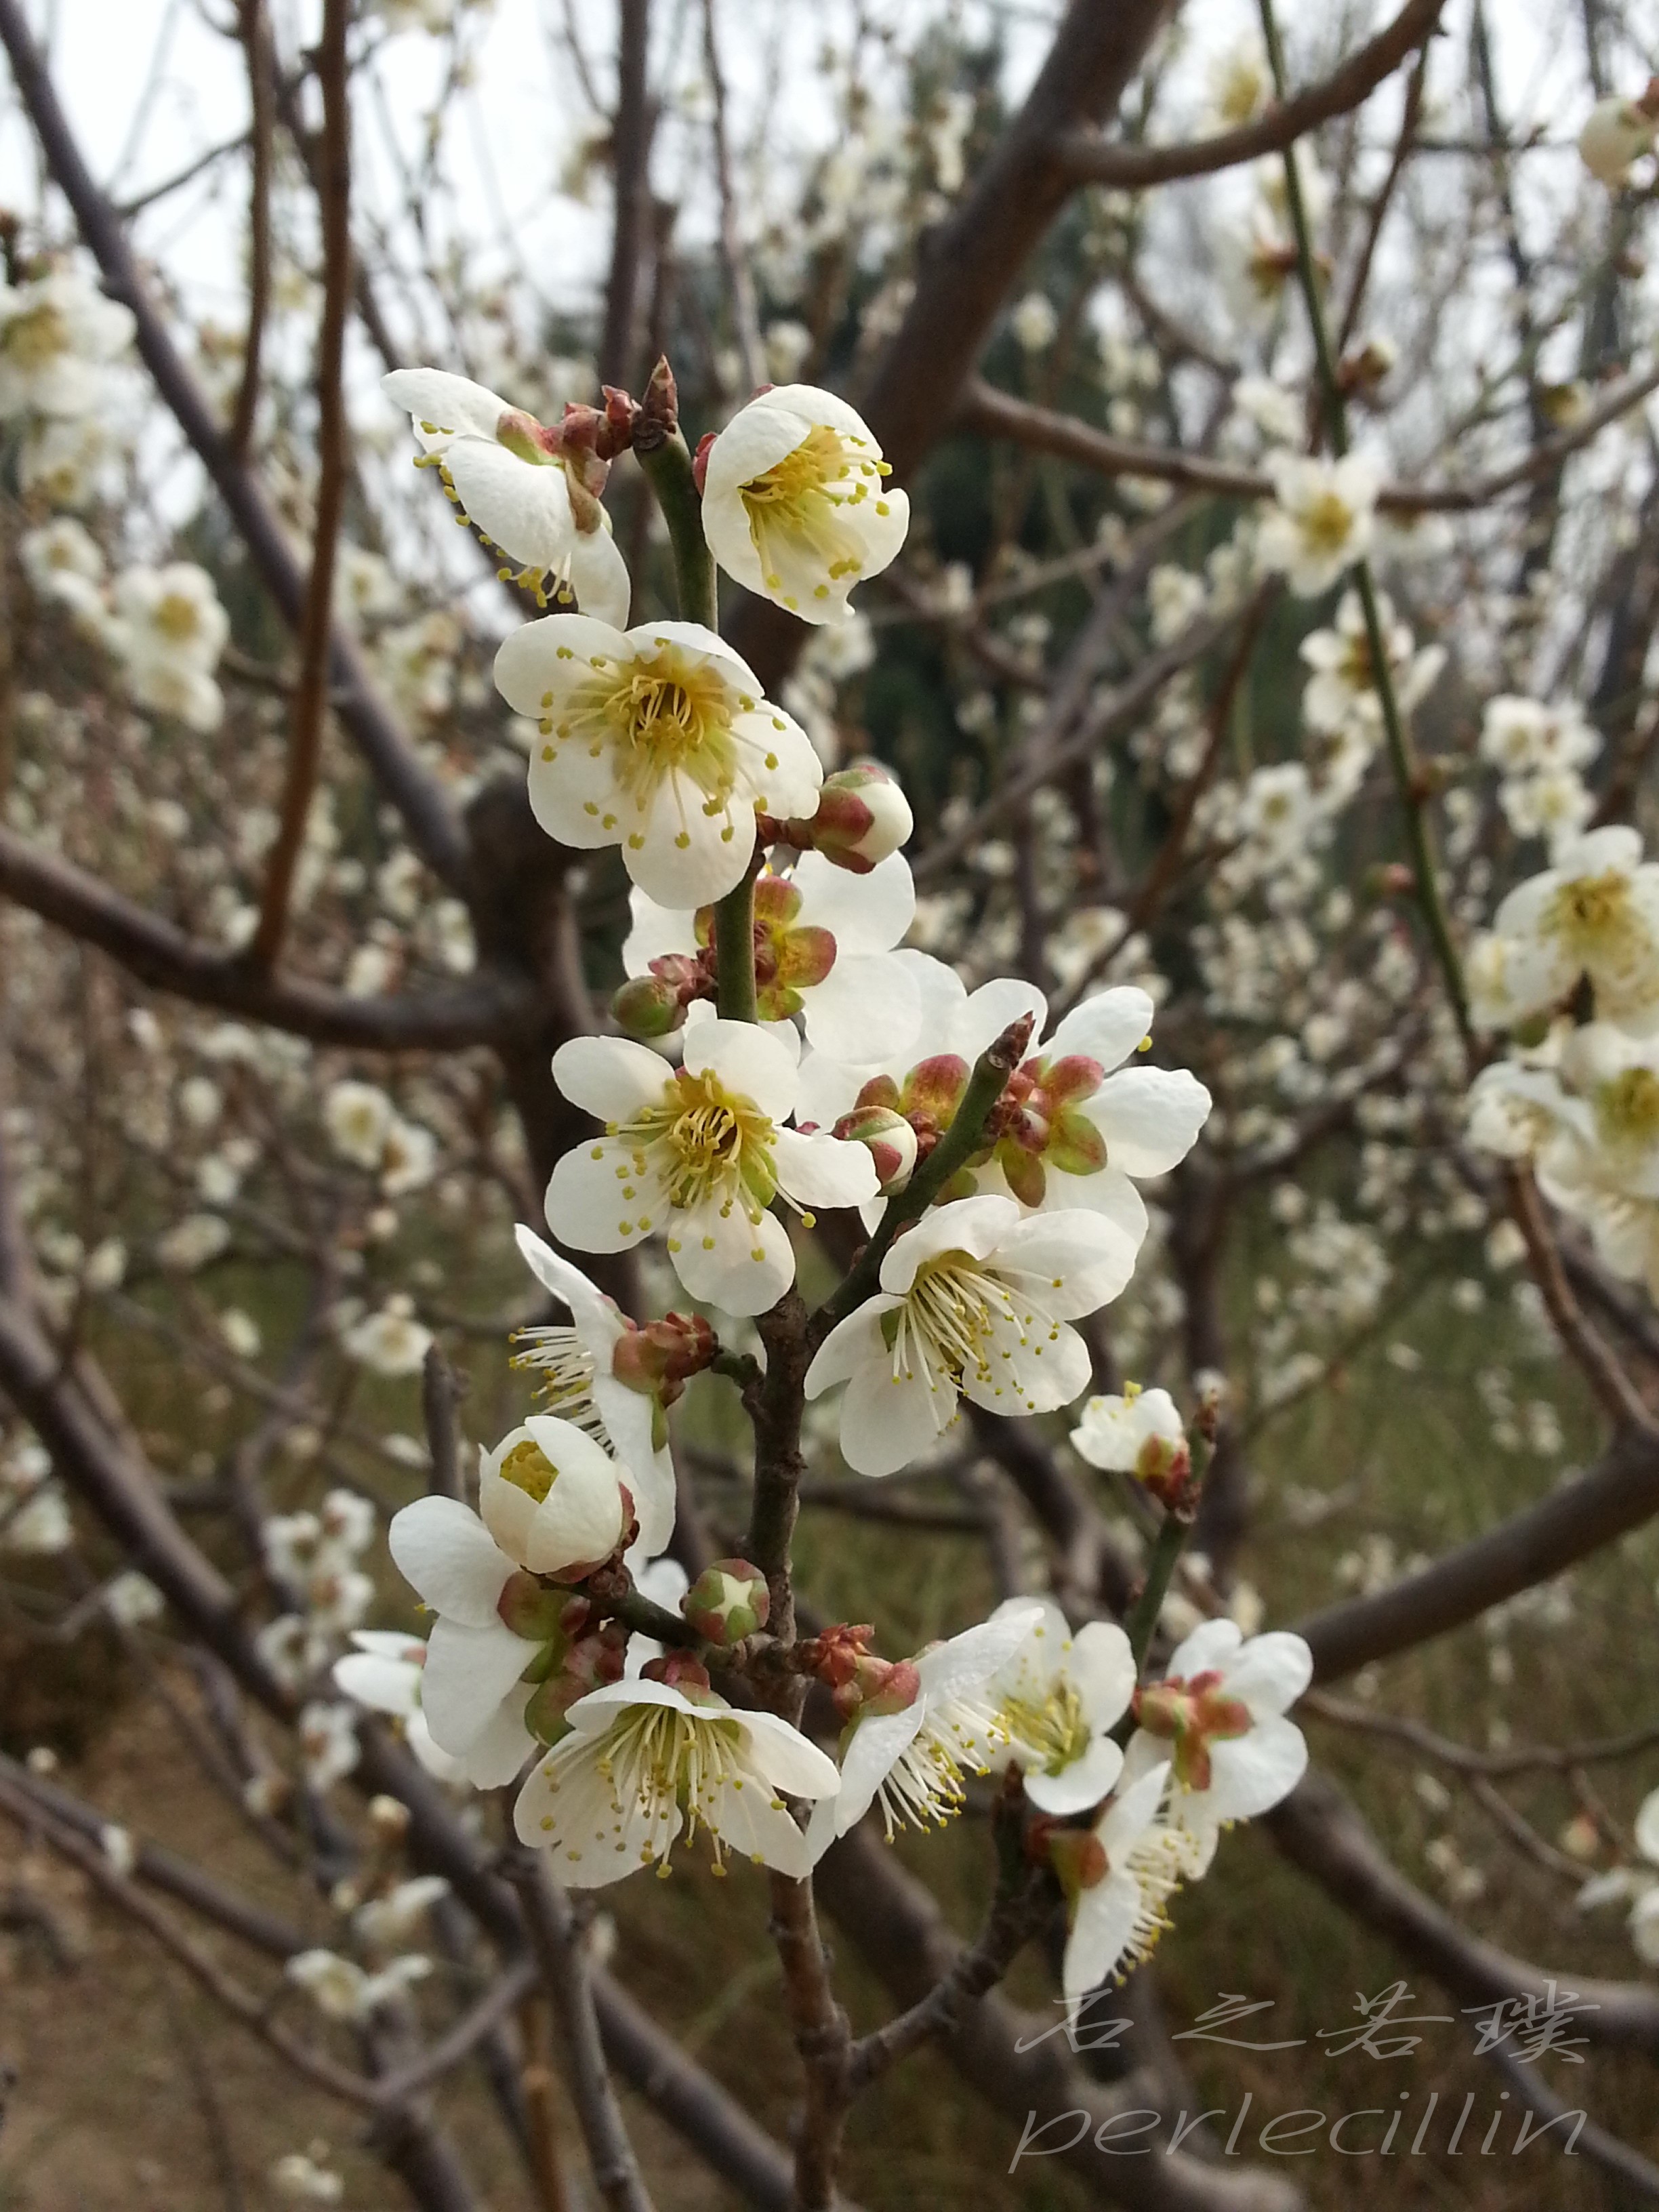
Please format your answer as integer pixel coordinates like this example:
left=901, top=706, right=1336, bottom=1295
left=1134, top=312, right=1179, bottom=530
left=1055, top=0, right=1443, bottom=188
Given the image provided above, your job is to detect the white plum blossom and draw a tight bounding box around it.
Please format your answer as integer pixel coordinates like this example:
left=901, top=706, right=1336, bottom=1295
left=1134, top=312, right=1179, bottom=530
left=1580, top=96, right=1658, bottom=184
left=323, top=1080, right=394, bottom=1168
left=475, top=1413, right=630, bottom=1576
left=108, top=563, right=229, bottom=733
left=1256, top=452, right=1382, bottom=596
left=299, top=1700, right=361, bottom=1790
left=342, top=1294, right=433, bottom=1376
left=0, top=267, right=134, bottom=417
left=1578, top=1787, right=1659, bottom=1964
left=1300, top=588, right=1443, bottom=747
left=1469, top=827, right=1659, bottom=1037
left=286, top=1948, right=432, bottom=2022
left=546, top=1021, right=877, bottom=1316
left=383, top=368, right=630, bottom=623
left=700, top=382, right=908, bottom=623
left=987, top=1597, right=1136, bottom=1814
left=19, top=517, right=104, bottom=620
left=621, top=848, right=922, bottom=1063
left=1119, top=1618, right=1313, bottom=1869
left=512, top=1225, right=677, bottom=1558
left=1057, top=1763, right=1200, bottom=1998
left=1479, top=697, right=1600, bottom=779
left=385, top=1495, right=546, bottom=1787
left=800, top=970, right=1209, bottom=1263
left=496, top=614, right=821, bottom=905
left=806, top=1605, right=1044, bottom=1856
left=512, top=1673, right=840, bottom=1883
left=804, top=1195, right=1134, bottom=1477
left=332, top=1629, right=464, bottom=1782
left=354, top=1875, right=451, bottom=1951
left=1071, top=1385, right=1188, bottom=1488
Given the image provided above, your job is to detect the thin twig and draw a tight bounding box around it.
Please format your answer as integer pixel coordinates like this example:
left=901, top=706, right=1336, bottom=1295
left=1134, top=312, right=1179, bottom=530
left=230, top=0, right=273, bottom=460
left=248, top=0, right=352, bottom=970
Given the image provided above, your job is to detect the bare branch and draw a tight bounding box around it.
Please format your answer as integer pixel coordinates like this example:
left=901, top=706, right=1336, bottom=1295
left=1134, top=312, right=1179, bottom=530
left=229, top=0, right=274, bottom=460
left=248, top=0, right=352, bottom=970
left=0, top=0, right=471, bottom=890
left=511, top=1856, right=655, bottom=2212
left=1057, top=0, right=1444, bottom=188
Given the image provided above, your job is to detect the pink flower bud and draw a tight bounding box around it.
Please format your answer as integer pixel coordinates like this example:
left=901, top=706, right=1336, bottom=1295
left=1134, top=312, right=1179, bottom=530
left=832, top=1102, right=918, bottom=1194
left=682, top=1558, right=771, bottom=1645
left=1046, top=1825, right=1109, bottom=1903
left=611, top=972, right=689, bottom=1040
left=785, top=762, right=912, bottom=874
left=610, top=1311, right=716, bottom=1403
left=641, top=1650, right=713, bottom=1696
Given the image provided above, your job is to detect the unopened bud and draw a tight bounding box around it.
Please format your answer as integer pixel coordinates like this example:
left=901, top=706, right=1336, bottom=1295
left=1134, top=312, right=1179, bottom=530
left=785, top=762, right=912, bottom=874
left=611, top=1311, right=716, bottom=1405
left=1046, top=1825, right=1108, bottom=1903
left=1336, top=336, right=1395, bottom=395
left=524, top=1624, right=628, bottom=1744
left=634, top=356, right=678, bottom=455
left=1580, top=96, right=1657, bottom=184
left=612, top=971, right=689, bottom=1040
left=832, top=1102, right=918, bottom=1194
left=367, top=1794, right=410, bottom=1841
left=641, top=1650, right=712, bottom=1696
left=834, top=1653, right=920, bottom=1723
left=682, top=1558, right=770, bottom=1645
left=497, top=1568, right=577, bottom=1643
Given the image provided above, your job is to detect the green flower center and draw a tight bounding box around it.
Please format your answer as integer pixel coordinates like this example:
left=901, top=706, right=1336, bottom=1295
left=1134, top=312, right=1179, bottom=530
left=1300, top=491, right=1357, bottom=556
left=619, top=1067, right=777, bottom=1217
left=1595, top=1065, right=1659, bottom=1149
left=3, top=301, right=68, bottom=372
left=1546, top=869, right=1639, bottom=962
left=999, top=1680, right=1092, bottom=1776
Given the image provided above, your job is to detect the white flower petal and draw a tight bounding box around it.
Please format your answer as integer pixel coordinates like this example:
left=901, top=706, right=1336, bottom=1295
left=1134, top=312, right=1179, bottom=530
left=388, top=1497, right=512, bottom=1625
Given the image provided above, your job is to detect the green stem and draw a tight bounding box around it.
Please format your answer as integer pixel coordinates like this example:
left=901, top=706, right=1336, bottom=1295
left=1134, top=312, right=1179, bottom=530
left=1124, top=1513, right=1191, bottom=1675
left=1256, top=0, right=1473, bottom=1055
left=634, top=428, right=718, bottom=628
left=713, top=867, right=759, bottom=1023
left=811, top=1012, right=1033, bottom=1342
left=636, top=420, right=758, bottom=1021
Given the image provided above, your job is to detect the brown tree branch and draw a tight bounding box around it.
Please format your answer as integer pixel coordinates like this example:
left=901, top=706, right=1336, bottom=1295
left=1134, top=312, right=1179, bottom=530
left=249, top=0, right=352, bottom=971
left=0, top=821, right=536, bottom=1049
left=598, top=0, right=653, bottom=390
left=510, top=1857, right=655, bottom=2212
left=958, top=361, right=1659, bottom=517
left=1056, top=0, right=1444, bottom=188
left=229, top=0, right=274, bottom=461
left=1294, top=1425, right=1659, bottom=1683
left=0, top=0, right=470, bottom=890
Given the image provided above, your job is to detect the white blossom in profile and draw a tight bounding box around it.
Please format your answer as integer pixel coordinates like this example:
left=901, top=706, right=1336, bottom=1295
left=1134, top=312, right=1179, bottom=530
left=512, top=1673, right=840, bottom=1884
left=286, top=1948, right=432, bottom=2022
left=383, top=367, right=630, bottom=622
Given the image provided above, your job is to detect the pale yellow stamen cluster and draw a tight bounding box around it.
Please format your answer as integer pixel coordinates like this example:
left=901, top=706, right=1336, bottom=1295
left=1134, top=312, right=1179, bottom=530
left=509, top=1326, right=610, bottom=1441
left=886, top=1251, right=1065, bottom=1411
left=874, top=1698, right=1006, bottom=1838
left=998, top=1679, right=1092, bottom=1778
left=535, top=1704, right=781, bottom=1878
left=602, top=1069, right=777, bottom=1259
left=741, top=424, right=893, bottom=609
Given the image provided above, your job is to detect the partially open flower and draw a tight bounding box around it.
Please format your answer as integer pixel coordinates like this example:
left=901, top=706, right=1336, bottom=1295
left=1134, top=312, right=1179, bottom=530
left=477, top=1414, right=630, bottom=1578
left=700, top=383, right=909, bottom=624
left=785, top=762, right=914, bottom=874
left=1070, top=1385, right=1191, bottom=1507
left=1580, top=94, right=1658, bottom=186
